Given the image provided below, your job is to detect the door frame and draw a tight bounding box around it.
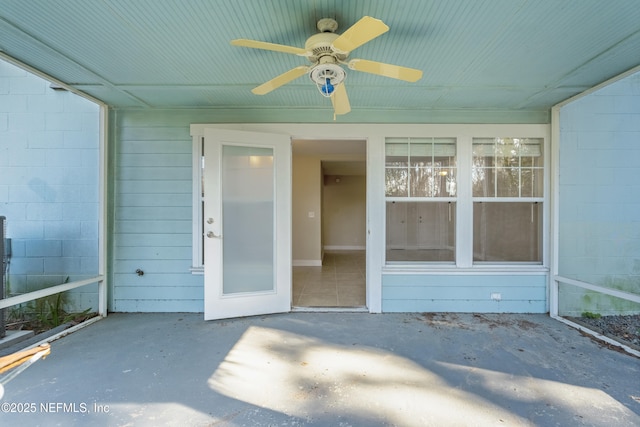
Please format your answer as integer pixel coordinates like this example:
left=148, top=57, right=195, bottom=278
left=191, top=123, right=381, bottom=314
left=292, top=138, right=368, bottom=308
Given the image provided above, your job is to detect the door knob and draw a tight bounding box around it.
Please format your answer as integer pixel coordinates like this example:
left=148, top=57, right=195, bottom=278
left=207, top=231, right=221, bottom=238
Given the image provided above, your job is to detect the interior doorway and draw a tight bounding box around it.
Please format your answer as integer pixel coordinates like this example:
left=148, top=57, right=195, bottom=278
left=291, top=139, right=367, bottom=308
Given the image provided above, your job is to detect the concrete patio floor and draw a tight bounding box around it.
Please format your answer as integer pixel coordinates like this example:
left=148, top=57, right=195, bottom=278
left=0, top=312, right=638, bottom=426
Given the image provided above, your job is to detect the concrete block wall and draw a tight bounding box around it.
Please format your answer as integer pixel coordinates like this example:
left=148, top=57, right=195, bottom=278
left=558, top=70, right=640, bottom=315
left=0, top=59, right=100, bottom=310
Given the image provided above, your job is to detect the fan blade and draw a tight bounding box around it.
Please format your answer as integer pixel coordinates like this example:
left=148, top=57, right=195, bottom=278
left=251, top=66, right=309, bottom=95
left=331, top=83, right=351, bottom=115
left=348, top=59, right=423, bottom=82
left=231, top=39, right=309, bottom=56
left=331, top=16, right=389, bottom=54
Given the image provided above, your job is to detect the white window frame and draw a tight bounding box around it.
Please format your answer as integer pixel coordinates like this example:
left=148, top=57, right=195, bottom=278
left=383, top=132, right=550, bottom=271
left=471, top=137, right=545, bottom=265
left=384, top=137, right=458, bottom=264
left=190, top=135, right=204, bottom=274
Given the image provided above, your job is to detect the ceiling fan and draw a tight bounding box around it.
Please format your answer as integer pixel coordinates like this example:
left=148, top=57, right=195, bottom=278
left=231, top=16, right=423, bottom=117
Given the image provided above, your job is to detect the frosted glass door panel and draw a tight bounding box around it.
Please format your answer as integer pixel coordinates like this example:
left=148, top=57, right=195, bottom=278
left=222, top=145, right=274, bottom=294
left=203, top=128, right=291, bottom=321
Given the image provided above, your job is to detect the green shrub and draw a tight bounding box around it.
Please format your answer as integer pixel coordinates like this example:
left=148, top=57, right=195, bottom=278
left=581, top=311, right=601, bottom=319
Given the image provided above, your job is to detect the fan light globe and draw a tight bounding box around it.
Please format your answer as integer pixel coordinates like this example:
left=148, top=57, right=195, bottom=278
left=310, top=63, right=345, bottom=98
left=320, top=78, right=334, bottom=95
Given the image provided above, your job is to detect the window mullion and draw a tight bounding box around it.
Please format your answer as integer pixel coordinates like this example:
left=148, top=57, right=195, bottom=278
left=407, top=138, right=412, bottom=198
left=519, top=145, right=523, bottom=198
left=457, top=136, right=473, bottom=268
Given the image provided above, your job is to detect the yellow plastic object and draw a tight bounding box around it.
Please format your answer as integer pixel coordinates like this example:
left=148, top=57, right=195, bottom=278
left=331, top=83, right=351, bottom=116
left=231, top=39, right=308, bottom=56
left=0, top=343, right=51, bottom=374
left=331, top=16, right=389, bottom=54
left=348, top=59, right=423, bottom=82
left=251, top=66, right=309, bottom=95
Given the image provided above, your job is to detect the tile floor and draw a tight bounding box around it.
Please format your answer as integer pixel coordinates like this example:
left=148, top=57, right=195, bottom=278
left=292, top=250, right=366, bottom=307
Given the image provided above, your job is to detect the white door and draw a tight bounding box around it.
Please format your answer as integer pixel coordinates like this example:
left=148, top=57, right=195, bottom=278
left=203, top=129, right=291, bottom=320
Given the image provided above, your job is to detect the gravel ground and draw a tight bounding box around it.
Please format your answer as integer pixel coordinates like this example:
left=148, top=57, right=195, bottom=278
left=568, top=314, right=640, bottom=351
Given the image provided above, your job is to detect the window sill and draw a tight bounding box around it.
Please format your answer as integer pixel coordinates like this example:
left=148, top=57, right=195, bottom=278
left=383, top=264, right=549, bottom=275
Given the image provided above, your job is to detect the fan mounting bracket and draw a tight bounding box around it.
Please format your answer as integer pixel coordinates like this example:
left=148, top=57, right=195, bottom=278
left=316, top=18, right=338, bottom=33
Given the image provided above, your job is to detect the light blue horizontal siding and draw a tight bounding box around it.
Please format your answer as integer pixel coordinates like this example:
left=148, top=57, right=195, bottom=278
left=114, top=259, right=192, bottom=274
left=119, top=126, right=191, bottom=141
left=116, top=233, right=192, bottom=247
left=117, top=166, right=192, bottom=181
left=382, top=273, right=548, bottom=313
left=116, top=220, right=191, bottom=234
left=385, top=285, right=545, bottom=300
left=110, top=108, right=549, bottom=314
left=113, top=273, right=203, bottom=287
left=119, top=153, right=191, bottom=167
left=114, top=299, right=203, bottom=312
left=116, top=206, right=192, bottom=220
left=114, top=286, right=203, bottom=300
left=117, top=193, right=192, bottom=207
left=118, top=180, right=192, bottom=194
left=383, top=299, right=546, bottom=313
left=118, top=140, right=192, bottom=154
left=114, top=107, right=549, bottom=126
left=111, top=109, right=202, bottom=312
left=115, top=246, right=192, bottom=261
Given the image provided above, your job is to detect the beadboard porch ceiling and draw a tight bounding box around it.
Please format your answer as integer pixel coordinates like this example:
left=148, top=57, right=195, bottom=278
left=1, top=0, right=639, bottom=123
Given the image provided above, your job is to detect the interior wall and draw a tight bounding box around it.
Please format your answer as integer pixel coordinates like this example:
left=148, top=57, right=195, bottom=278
left=292, top=154, right=322, bottom=265
left=322, top=174, right=366, bottom=249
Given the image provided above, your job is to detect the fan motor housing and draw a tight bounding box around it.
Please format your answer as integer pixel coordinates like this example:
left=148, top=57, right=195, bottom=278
left=304, top=32, right=348, bottom=63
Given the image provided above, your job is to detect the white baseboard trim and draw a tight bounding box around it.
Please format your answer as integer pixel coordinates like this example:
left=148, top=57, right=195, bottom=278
left=293, top=259, right=322, bottom=267
left=324, top=245, right=366, bottom=251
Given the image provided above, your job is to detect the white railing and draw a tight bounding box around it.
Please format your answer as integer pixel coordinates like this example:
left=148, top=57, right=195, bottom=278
left=551, top=275, right=640, bottom=357
left=554, top=275, right=640, bottom=304
left=0, top=276, right=107, bottom=317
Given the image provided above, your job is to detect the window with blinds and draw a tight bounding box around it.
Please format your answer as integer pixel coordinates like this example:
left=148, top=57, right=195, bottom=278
left=385, top=137, right=457, bottom=198
left=385, top=137, right=457, bottom=263
left=472, top=138, right=544, bottom=263
left=472, top=137, right=543, bottom=198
